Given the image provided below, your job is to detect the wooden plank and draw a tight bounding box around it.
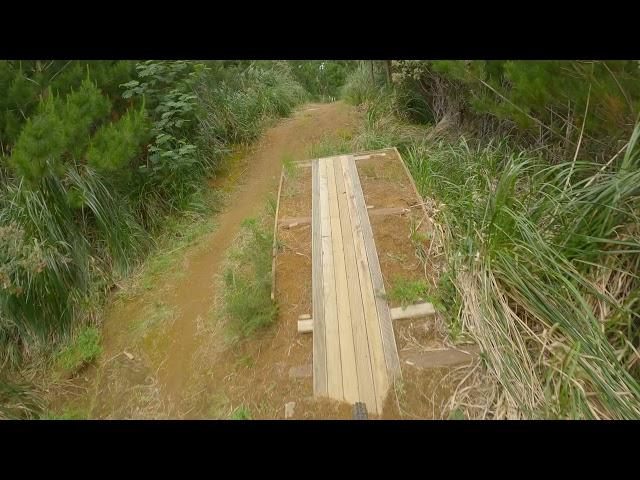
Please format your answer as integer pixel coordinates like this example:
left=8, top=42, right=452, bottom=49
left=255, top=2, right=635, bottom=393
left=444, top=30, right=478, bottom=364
left=401, top=346, right=480, bottom=368
left=353, top=153, right=388, bottom=161
left=311, top=159, right=327, bottom=396
left=390, top=302, right=436, bottom=320
left=334, top=155, right=377, bottom=413
left=340, top=155, right=389, bottom=413
left=319, top=158, right=343, bottom=399
left=279, top=216, right=311, bottom=228
left=368, top=206, right=410, bottom=216
left=347, top=156, right=402, bottom=381
left=326, top=157, right=359, bottom=404
left=298, top=319, right=313, bottom=333
left=271, top=169, right=285, bottom=301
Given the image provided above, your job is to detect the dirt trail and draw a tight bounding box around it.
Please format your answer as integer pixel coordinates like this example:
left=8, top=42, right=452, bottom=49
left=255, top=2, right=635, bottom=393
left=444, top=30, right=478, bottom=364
left=59, top=102, right=360, bottom=418
left=157, top=102, right=359, bottom=409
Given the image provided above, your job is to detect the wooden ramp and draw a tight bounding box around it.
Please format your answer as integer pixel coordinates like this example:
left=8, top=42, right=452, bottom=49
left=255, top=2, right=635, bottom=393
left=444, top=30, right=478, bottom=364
left=312, top=154, right=401, bottom=415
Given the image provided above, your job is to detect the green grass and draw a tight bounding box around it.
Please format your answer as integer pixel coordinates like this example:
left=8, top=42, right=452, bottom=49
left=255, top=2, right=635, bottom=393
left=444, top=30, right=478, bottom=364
left=307, top=133, right=352, bottom=159
left=386, top=277, right=429, bottom=307
left=40, top=405, right=90, bottom=420
left=223, top=215, right=278, bottom=338
left=55, top=326, right=102, bottom=376
left=0, top=378, right=44, bottom=419
left=230, top=404, right=252, bottom=420
left=402, top=128, right=640, bottom=419
left=281, top=152, right=298, bottom=179
left=235, top=354, right=255, bottom=369
left=341, top=84, right=640, bottom=419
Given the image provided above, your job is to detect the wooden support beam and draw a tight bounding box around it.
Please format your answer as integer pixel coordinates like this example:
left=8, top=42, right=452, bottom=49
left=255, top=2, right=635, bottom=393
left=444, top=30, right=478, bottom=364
left=271, top=169, right=284, bottom=301
left=390, top=302, right=436, bottom=320
left=298, top=318, right=313, bottom=333
left=279, top=207, right=410, bottom=229
left=353, top=153, right=387, bottom=161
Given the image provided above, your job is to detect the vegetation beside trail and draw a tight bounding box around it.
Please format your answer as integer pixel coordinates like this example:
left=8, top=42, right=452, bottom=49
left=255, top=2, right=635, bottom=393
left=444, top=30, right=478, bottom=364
left=2, top=59, right=639, bottom=420
left=0, top=60, right=307, bottom=418
left=223, top=210, right=278, bottom=339
left=335, top=61, right=640, bottom=419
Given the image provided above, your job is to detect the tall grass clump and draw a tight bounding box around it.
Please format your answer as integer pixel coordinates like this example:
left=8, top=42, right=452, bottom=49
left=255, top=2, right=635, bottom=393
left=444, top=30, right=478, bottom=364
left=223, top=217, right=278, bottom=338
left=341, top=63, right=385, bottom=107
left=403, top=126, right=640, bottom=419
left=196, top=62, right=307, bottom=170
left=0, top=166, right=147, bottom=366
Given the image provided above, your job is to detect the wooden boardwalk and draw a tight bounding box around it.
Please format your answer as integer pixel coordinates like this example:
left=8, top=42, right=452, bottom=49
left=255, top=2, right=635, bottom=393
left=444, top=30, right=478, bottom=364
left=312, top=154, right=401, bottom=414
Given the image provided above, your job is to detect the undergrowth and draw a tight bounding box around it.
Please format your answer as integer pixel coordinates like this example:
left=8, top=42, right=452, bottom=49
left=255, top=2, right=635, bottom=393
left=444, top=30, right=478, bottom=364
left=0, top=61, right=306, bottom=371
left=338, top=66, right=640, bottom=419
left=223, top=214, right=278, bottom=338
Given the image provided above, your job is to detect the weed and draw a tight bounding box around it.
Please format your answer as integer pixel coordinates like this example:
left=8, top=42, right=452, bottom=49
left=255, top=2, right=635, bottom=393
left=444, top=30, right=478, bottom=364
left=448, top=408, right=466, bottom=420
left=231, top=404, right=252, bottom=420
left=223, top=215, right=278, bottom=338
left=281, top=152, right=298, bottom=179
left=55, top=326, right=102, bottom=376
left=40, top=405, right=89, bottom=420
left=386, top=277, right=429, bottom=306
left=235, top=354, right=254, bottom=369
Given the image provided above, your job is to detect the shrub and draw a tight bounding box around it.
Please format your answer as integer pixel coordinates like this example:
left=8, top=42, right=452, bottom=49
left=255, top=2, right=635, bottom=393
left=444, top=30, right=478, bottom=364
left=223, top=217, right=277, bottom=337
left=87, top=105, right=150, bottom=172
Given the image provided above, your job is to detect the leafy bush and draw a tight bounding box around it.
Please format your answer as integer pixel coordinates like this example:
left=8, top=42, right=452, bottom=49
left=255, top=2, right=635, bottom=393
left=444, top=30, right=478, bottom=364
left=87, top=105, right=150, bottom=172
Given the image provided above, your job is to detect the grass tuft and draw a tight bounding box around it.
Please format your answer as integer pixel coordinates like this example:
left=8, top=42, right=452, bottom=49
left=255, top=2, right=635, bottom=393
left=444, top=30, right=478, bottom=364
left=223, top=215, right=278, bottom=338
left=55, top=326, right=102, bottom=377
left=386, top=277, right=429, bottom=307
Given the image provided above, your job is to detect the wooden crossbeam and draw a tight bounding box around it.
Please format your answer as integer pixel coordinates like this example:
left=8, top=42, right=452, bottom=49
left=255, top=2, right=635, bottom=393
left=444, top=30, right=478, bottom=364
left=279, top=207, right=410, bottom=228
left=298, top=302, right=435, bottom=333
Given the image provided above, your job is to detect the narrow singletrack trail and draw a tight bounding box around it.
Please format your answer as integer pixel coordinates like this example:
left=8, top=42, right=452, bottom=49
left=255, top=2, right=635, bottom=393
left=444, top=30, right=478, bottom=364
left=58, top=102, right=360, bottom=418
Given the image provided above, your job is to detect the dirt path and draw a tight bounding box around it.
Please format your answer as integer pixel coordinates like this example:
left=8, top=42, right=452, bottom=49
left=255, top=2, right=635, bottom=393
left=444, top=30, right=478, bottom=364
left=56, top=102, right=361, bottom=419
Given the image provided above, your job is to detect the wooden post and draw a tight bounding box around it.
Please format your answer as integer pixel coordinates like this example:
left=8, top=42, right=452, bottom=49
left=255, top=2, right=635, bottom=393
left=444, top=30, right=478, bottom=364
left=271, top=169, right=284, bottom=301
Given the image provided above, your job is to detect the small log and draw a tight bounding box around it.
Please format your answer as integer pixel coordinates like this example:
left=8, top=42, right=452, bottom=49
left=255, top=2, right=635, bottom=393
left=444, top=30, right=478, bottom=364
left=298, top=318, right=313, bottom=333
left=390, top=302, right=435, bottom=320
